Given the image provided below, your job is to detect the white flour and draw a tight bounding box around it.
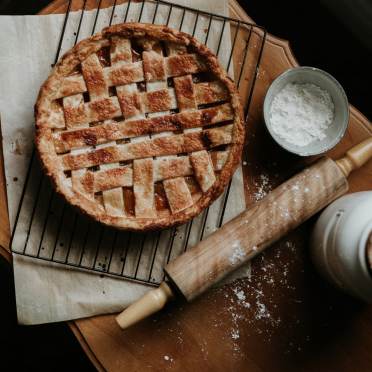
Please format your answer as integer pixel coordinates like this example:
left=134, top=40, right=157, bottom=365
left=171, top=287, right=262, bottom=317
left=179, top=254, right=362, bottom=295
left=269, top=82, right=334, bottom=146
left=253, top=173, right=271, bottom=201
left=229, top=241, right=245, bottom=265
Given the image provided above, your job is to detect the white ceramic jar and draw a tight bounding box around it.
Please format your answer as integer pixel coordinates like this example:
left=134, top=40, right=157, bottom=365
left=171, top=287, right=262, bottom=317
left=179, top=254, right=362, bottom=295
left=311, top=191, right=372, bottom=302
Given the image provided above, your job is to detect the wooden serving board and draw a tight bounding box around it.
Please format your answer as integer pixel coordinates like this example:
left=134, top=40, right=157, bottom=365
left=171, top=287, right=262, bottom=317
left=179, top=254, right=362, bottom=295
left=1, top=1, right=372, bottom=371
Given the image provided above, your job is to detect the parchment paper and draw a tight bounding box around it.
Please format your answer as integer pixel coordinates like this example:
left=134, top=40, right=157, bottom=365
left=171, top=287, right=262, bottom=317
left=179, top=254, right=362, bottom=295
left=0, top=0, right=249, bottom=325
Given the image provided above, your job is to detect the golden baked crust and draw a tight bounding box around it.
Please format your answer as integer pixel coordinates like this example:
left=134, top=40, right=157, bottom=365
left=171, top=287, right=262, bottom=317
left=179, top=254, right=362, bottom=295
left=35, top=23, right=244, bottom=231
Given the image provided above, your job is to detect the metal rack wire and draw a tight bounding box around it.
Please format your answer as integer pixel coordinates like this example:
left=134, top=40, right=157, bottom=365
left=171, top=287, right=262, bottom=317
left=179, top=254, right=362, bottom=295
left=10, top=0, right=266, bottom=287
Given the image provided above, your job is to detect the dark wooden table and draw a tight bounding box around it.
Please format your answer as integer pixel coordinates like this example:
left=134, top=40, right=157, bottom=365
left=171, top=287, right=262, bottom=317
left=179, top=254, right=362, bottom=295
left=0, top=1, right=371, bottom=371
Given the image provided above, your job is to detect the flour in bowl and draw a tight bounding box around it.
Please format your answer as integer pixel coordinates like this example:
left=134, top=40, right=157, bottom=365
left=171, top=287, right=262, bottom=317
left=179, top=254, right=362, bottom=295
left=269, top=82, right=334, bottom=146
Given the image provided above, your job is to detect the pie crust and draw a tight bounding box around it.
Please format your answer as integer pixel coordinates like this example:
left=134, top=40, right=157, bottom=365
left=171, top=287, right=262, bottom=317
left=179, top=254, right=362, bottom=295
left=35, top=23, right=244, bottom=231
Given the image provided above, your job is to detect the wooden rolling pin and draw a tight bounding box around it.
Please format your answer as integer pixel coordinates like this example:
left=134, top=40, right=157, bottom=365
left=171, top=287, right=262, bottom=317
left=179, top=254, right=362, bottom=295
left=116, top=138, right=372, bottom=329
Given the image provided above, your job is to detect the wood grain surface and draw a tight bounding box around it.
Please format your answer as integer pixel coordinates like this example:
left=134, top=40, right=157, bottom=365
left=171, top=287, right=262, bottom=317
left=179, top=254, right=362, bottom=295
left=1, top=0, right=371, bottom=371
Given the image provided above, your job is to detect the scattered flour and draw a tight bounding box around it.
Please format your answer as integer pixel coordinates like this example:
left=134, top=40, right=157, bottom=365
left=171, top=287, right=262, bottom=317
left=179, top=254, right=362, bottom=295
left=256, top=300, right=270, bottom=320
left=269, top=82, right=334, bottom=146
left=155, top=238, right=306, bottom=359
left=231, top=329, right=240, bottom=340
left=234, top=290, right=245, bottom=301
left=253, top=173, right=272, bottom=201
left=217, top=238, right=303, bottom=354
left=233, top=287, right=250, bottom=309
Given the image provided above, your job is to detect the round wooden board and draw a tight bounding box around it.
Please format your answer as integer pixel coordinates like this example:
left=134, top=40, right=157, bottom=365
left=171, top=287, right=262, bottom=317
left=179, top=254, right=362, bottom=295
left=1, top=1, right=371, bottom=371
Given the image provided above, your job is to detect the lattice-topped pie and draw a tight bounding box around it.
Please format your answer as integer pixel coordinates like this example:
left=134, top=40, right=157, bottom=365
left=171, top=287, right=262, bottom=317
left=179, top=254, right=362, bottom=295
left=35, top=23, right=244, bottom=230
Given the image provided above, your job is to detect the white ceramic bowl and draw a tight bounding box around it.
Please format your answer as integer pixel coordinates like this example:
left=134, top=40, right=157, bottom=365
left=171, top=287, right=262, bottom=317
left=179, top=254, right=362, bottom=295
left=263, top=67, right=349, bottom=156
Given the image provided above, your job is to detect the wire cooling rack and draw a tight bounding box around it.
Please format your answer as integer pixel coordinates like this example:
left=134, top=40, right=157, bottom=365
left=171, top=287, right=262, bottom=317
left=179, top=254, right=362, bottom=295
left=10, top=0, right=266, bottom=287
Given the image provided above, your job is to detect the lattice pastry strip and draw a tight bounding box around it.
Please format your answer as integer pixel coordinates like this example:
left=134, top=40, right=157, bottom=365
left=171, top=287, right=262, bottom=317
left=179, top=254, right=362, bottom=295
left=143, top=50, right=166, bottom=82
left=101, top=165, right=125, bottom=217
left=101, top=187, right=124, bottom=216
left=133, top=158, right=156, bottom=218
left=62, top=94, right=95, bottom=207
left=99, top=36, right=140, bottom=217
left=190, top=150, right=216, bottom=192
left=95, top=38, right=133, bottom=217
left=173, top=75, right=197, bottom=111
left=143, top=43, right=175, bottom=216
left=70, top=168, right=94, bottom=200
left=81, top=54, right=109, bottom=100
left=62, top=125, right=233, bottom=170
left=163, top=177, right=193, bottom=214
left=129, top=40, right=164, bottom=217
left=63, top=94, right=88, bottom=130
left=53, top=103, right=233, bottom=153
left=159, top=43, right=198, bottom=211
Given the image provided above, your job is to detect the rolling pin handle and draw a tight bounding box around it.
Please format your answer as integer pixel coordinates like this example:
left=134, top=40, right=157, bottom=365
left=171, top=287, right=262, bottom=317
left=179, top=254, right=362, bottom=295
left=336, top=137, right=372, bottom=176
left=116, top=281, right=174, bottom=329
